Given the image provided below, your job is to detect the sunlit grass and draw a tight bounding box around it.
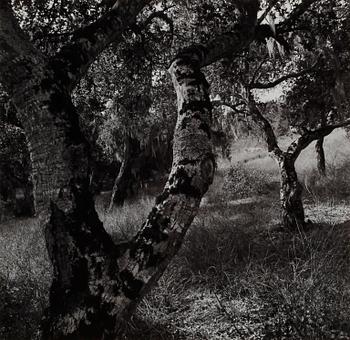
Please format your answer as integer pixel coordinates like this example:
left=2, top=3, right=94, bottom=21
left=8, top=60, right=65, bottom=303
left=2, top=134, right=350, bottom=339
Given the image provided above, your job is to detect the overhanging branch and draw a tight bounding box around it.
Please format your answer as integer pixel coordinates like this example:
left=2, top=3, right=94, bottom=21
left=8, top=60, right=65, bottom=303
left=278, top=0, right=318, bottom=32
left=250, top=54, right=321, bottom=89
left=245, top=91, right=283, bottom=159
left=287, top=118, right=350, bottom=158
left=51, top=0, right=153, bottom=90
left=211, top=100, right=245, bottom=114
left=251, top=66, right=315, bottom=89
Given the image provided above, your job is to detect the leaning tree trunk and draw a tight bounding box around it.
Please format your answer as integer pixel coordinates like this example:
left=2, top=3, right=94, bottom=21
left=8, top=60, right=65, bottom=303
left=278, top=155, right=306, bottom=229
left=108, top=137, right=132, bottom=211
left=315, top=137, right=326, bottom=176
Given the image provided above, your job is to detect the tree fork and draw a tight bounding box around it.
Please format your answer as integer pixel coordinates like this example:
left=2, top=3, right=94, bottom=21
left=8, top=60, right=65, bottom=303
left=42, top=51, right=215, bottom=339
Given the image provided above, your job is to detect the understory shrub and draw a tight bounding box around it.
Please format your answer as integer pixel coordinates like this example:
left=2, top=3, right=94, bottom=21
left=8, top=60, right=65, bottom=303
left=223, top=163, right=275, bottom=200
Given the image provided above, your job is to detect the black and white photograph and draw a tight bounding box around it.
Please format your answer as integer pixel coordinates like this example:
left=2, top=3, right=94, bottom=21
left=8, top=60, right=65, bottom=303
left=1, top=0, right=350, bottom=339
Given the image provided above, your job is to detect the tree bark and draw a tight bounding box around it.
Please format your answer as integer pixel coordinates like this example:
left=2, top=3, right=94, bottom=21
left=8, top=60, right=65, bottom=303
left=278, top=156, right=306, bottom=230
left=39, top=50, right=215, bottom=339
left=315, top=137, right=326, bottom=176
left=108, top=137, right=132, bottom=210
left=2, top=0, right=325, bottom=337
left=246, top=92, right=306, bottom=229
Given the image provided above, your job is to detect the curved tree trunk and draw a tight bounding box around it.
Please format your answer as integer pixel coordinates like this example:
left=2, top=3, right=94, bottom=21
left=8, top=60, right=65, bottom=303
left=315, top=137, right=326, bottom=176
left=40, top=52, right=215, bottom=339
left=279, top=156, right=306, bottom=229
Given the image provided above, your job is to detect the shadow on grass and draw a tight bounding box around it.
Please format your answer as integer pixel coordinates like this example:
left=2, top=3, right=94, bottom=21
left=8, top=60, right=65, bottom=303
left=117, top=316, right=187, bottom=340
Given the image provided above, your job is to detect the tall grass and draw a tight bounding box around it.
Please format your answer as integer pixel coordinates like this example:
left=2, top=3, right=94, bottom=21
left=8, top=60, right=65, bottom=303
left=1, top=147, right=350, bottom=339
left=0, top=217, right=50, bottom=340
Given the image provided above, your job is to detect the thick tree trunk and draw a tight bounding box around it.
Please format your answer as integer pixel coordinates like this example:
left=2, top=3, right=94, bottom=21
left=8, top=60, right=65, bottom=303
left=40, top=52, right=215, bottom=339
left=315, top=137, right=326, bottom=176
left=278, top=156, right=306, bottom=229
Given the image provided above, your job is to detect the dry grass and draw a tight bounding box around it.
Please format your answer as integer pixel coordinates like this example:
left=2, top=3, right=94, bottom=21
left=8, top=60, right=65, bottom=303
left=0, top=217, right=50, bottom=340
left=2, top=132, right=350, bottom=339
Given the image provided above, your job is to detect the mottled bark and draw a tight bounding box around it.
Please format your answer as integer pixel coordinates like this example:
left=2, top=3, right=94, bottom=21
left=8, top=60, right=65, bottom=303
left=279, top=156, right=306, bottom=230
left=41, top=51, right=214, bottom=339
left=0, top=0, right=154, bottom=213
left=246, top=92, right=305, bottom=229
left=315, top=137, right=326, bottom=176
left=0, top=0, right=320, bottom=337
left=0, top=2, right=83, bottom=214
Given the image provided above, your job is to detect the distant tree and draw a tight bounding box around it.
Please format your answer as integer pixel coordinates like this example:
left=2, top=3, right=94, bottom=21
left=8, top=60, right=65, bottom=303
left=246, top=90, right=350, bottom=229
left=204, top=0, right=350, bottom=229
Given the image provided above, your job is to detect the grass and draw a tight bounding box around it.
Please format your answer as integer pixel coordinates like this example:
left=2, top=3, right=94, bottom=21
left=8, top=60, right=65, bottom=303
left=0, top=217, right=50, bottom=340
left=2, top=134, right=350, bottom=339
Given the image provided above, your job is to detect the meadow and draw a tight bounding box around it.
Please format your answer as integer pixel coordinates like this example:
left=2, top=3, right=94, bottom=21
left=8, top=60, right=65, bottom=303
left=2, top=130, right=350, bottom=339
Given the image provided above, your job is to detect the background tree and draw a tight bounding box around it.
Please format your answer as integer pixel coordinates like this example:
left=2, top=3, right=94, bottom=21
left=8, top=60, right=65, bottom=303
left=200, top=0, right=350, bottom=229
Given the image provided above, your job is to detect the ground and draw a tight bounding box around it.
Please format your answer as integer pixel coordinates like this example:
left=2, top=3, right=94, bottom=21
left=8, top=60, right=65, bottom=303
left=1, top=130, right=350, bottom=339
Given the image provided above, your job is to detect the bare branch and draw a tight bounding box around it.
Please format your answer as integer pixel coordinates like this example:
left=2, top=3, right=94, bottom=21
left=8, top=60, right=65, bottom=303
left=287, top=118, right=350, bottom=158
left=245, top=90, right=283, bottom=159
left=251, top=68, right=313, bottom=89
left=250, top=56, right=321, bottom=89
left=250, top=56, right=268, bottom=85
left=211, top=100, right=245, bottom=114
left=141, top=8, right=174, bottom=29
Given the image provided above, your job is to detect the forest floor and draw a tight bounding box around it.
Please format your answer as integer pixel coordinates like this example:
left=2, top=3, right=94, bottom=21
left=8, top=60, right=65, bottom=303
left=2, top=131, right=350, bottom=339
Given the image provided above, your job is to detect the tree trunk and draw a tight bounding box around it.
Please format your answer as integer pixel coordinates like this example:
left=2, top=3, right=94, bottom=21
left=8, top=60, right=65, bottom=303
left=40, top=52, right=215, bottom=339
left=108, top=137, right=132, bottom=211
left=0, top=1, right=270, bottom=337
left=315, top=137, right=326, bottom=176
left=279, top=156, right=306, bottom=229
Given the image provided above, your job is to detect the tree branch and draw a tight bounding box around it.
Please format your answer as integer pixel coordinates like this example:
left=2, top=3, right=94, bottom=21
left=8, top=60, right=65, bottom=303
left=245, top=91, right=283, bottom=159
left=257, top=0, right=280, bottom=25
left=251, top=54, right=321, bottom=89
left=0, top=0, right=43, bottom=93
left=278, top=0, right=318, bottom=32
left=211, top=100, right=245, bottom=114
left=141, top=8, right=174, bottom=30
left=251, top=66, right=315, bottom=89
left=250, top=56, right=268, bottom=85
left=287, top=118, right=350, bottom=159
left=51, top=0, right=153, bottom=90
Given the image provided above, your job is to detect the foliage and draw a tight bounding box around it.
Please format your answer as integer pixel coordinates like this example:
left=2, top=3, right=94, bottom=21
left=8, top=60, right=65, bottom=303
left=223, top=163, right=273, bottom=199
